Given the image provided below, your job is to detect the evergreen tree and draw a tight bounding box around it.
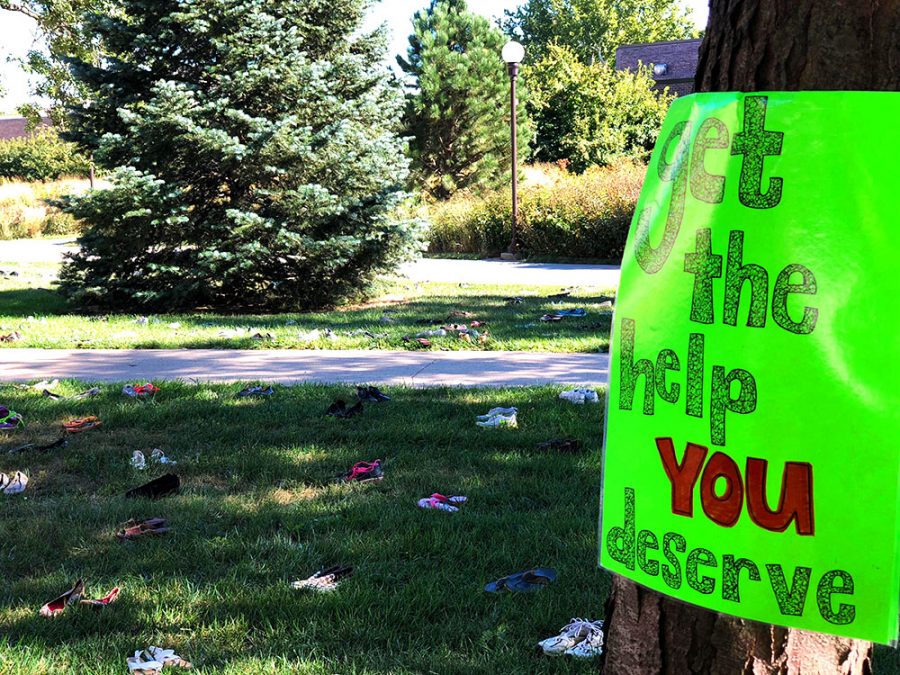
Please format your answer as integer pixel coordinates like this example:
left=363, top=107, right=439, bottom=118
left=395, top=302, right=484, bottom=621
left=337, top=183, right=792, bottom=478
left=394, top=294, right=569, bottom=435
left=503, top=0, right=696, bottom=65
left=59, top=0, right=418, bottom=311
left=399, top=0, right=532, bottom=200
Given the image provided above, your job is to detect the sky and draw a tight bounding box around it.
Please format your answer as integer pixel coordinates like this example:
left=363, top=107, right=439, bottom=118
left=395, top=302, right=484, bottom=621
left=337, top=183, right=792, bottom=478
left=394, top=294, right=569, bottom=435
left=0, top=0, right=709, bottom=114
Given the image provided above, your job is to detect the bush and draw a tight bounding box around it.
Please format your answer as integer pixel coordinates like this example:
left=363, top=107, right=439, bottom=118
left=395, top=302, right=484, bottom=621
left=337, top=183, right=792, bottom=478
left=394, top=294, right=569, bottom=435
left=0, top=179, right=88, bottom=239
left=0, top=130, right=91, bottom=181
left=425, top=161, right=645, bottom=261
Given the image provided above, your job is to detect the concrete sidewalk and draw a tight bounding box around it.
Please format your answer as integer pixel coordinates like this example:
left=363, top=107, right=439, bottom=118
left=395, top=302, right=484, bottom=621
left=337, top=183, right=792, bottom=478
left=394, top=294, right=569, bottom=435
left=0, top=349, right=610, bottom=387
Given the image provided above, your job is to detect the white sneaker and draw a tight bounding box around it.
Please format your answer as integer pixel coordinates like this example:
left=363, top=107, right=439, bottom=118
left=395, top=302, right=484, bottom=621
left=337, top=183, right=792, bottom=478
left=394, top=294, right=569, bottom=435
left=3, top=471, right=28, bottom=495
left=476, top=407, right=517, bottom=421
left=564, top=622, right=605, bottom=658
left=131, top=451, right=146, bottom=470
left=150, top=448, right=175, bottom=465
left=577, top=388, right=600, bottom=404
left=539, top=618, right=598, bottom=655
left=476, top=413, right=517, bottom=428
left=559, top=390, right=586, bottom=404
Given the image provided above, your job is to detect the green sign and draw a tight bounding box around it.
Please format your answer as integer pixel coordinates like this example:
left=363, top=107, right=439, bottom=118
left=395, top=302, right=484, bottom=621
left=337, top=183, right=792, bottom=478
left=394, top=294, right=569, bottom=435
left=599, top=91, right=900, bottom=643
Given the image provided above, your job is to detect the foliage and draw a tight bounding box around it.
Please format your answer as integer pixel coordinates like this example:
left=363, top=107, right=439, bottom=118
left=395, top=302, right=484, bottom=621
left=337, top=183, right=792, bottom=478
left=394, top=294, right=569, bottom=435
left=59, top=0, right=419, bottom=312
left=0, top=0, right=115, bottom=126
left=0, top=129, right=91, bottom=180
left=0, top=178, right=86, bottom=239
left=527, top=45, right=673, bottom=172
left=398, top=0, right=533, bottom=199
left=502, top=0, right=696, bottom=65
left=426, top=160, right=645, bottom=261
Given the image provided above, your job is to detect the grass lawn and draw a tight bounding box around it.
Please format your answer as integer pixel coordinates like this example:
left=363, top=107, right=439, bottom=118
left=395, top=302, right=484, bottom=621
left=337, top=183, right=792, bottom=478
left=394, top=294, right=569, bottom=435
left=0, top=381, right=610, bottom=674
left=0, top=263, right=613, bottom=353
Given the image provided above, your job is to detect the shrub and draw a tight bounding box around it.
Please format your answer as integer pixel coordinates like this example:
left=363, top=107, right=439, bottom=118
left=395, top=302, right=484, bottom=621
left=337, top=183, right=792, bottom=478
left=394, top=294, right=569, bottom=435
left=0, top=130, right=91, bottom=181
left=0, top=178, right=87, bottom=239
left=425, top=161, right=645, bottom=261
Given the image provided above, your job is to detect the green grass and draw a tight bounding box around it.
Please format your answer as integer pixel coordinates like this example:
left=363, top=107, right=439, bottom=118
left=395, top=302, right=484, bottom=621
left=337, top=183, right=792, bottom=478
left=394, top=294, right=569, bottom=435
left=0, top=381, right=608, bottom=673
left=0, top=263, right=614, bottom=353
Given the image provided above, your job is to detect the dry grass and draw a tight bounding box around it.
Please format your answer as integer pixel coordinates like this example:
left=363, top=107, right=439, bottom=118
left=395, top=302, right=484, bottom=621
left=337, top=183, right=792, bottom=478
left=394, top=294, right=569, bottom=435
left=0, top=178, right=101, bottom=240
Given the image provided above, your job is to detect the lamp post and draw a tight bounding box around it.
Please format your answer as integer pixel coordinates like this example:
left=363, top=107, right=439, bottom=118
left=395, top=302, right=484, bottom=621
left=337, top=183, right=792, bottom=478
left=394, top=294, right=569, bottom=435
left=501, top=40, right=525, bottom=261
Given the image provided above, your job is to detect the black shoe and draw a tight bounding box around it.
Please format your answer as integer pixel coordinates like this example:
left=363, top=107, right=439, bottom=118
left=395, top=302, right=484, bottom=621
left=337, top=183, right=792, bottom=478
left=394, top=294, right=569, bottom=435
left=125, top=473, right=180, bottom=499
left=42, top=389, right=62, bottom=401
left=536, top=438, right=582, bottom=453
left=326, top=399, right=347, bottom=417
left=343, top=401, right=364, bottom=418
left=366, top=386, right=390, bottom=402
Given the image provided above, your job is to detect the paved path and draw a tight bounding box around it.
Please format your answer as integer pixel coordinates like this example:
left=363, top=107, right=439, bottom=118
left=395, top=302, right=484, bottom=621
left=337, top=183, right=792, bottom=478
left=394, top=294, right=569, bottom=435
left=398, top=258, right=620, bottom=288
left=1, top=239, right=620, bottom=288
left=0, top=349, right=609, bottom=387
left=0, top=237, right=77, bottom=264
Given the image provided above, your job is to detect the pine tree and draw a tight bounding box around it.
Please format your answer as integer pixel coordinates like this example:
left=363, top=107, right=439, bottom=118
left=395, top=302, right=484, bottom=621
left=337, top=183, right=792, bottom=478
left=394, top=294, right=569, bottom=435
left=59, top=0, right=419, bottom=311
left=398, top=0, right=532, bottom=200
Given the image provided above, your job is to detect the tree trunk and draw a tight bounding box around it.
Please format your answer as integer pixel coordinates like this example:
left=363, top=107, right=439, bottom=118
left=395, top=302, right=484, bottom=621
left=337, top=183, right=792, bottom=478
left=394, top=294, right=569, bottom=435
left=604, top=1, right=899, bottom=672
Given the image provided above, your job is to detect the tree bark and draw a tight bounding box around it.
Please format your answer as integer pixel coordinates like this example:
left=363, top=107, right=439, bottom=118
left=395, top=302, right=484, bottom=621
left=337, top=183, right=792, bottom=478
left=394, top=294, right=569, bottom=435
left=696, top=0, right=900, bottom=92
left=603, top=1, right=899, bottom=672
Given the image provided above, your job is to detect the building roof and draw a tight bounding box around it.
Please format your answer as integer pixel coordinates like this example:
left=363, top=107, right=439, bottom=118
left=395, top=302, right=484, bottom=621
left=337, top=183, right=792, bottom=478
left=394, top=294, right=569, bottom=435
left=0, top=117, right=52, bottom=141
left=615, top=38, right=702, bottom=97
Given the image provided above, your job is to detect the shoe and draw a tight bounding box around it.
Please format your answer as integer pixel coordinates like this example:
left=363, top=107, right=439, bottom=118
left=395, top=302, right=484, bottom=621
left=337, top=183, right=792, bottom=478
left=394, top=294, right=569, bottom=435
left=564, top=622, right=605, bottom=658
left=559, top=390, right=586, bottom=405
left=4, top=471, right=28, bottom=495
left=337, top=460, right=383, bottom=483
left=417, top=497, right=459, bottom=512
left=575, top=388, right=599, bottom=404
left=476, top=413, right=517, bottom=428
left=0, top=406, right=23, bottom=430
left=0, top=473, right=8, bottom=490
left=540, top=314, right=563, bottom=322
left=536, top=438, right=582, bottom=453
left=357, top=386, right=390, bottom=403
left=476, top=407, right=517, bottom=421
left=117, top=517, right=169, bottom=540
left=291, top=565, right=353, bottom=592
left=63, top=417, right=102, bottom=433
left=42, top=389, right=62, bottom=401
left=124, top=383, right=159, bottom=397
left=131, top=451, right=147, bottom=470
left=343, top=401, right=364, bottom=418
left=150, top=448, right=175, bottom=465
left=125, top=473, right=180, bottom=499
left=74, top=387, right=101, bottom=399
left=416, top=329, right=447, bottom=338
left=430, top=493, right=467, bottom=505
left=81, top=586, right=121, bottom=608
left=237, top=385, right=275, bottom=397
left=39, top=579, right=85, bottom=617
left=326, top=399, right=347, bottom=417
left=539, top=618, right=601, bottom=655
left=485, top=568, right=557, bottom=593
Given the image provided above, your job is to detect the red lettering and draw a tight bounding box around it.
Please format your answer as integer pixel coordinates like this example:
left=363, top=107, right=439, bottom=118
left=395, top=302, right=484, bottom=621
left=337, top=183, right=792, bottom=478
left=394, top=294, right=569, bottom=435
left=745, top=458, right=815, bottom=535
left=656, top=437, right=708, bottom=517
left=700, top=451, right=743, bottom=527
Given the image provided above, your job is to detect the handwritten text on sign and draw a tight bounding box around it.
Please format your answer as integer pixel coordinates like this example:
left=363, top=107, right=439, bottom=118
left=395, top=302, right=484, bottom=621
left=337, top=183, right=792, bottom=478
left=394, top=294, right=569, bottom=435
left=599, top=92, right=900, bottom=643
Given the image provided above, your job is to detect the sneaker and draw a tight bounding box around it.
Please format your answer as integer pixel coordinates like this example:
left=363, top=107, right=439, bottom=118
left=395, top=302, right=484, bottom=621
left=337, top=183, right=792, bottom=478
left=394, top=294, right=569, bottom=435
left=576, top=388, right=600, bottom=404
left=4, top=471, right=28, bottom=495
left=417, top=497, right=459, bottom=512
left=357, top=386, right=390, bottom=403
left=476, top=407, right=517, bottom=421
left=131, top=451, right=147, bottom=470
left=0, top=406, right=23, bottom=430
left=237, top=385, right=275, bottom=397
left=150, top=448, right=175, bottom=465
left=476, top=413, right=517, bottom=428
left=564, top=622, right=605, bottom=658
left=337, top=460, right=383, bottom=483
left=539, top=618, right=601, bottom=655
left=559, top=390, right=586, bottom=405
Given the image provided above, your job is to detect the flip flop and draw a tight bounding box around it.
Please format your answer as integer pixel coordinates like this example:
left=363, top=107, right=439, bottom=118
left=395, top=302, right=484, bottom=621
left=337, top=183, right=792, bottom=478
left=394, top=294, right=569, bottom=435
left=430, top=493, right=467, bottom=505
left=39, top=579, right=85, bottom=617
left=417, top=497, right=459, bottom=512
left=484, top=567, right=557, bottom=593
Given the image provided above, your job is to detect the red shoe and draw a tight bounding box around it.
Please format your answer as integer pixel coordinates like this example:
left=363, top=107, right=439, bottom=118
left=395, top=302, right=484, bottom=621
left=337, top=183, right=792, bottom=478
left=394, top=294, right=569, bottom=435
left=39, top=579, right=85, bottom=617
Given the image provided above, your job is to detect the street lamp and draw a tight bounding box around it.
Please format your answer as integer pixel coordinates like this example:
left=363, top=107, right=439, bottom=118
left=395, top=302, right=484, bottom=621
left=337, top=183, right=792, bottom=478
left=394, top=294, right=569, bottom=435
left=501, top=40, right=525, bottom=261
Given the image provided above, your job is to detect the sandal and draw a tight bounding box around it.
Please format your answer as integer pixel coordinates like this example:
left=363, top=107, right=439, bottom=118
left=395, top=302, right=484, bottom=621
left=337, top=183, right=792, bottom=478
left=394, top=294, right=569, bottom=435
left=484, top=567, right=557, bottom=593
left=63, top=417, right=102, bottom=433
left=291, top=564, right=353, bottom=591
left=39, top=579, right=85, bottom=617
left=127, top=652, right=163, bottom=674
left=417, top=497, right=459, bottom=512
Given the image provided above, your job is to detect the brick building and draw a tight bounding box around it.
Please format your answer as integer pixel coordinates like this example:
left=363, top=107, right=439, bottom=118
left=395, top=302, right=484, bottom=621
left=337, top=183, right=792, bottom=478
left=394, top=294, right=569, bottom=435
left=615, top=38, right=702, bottom=97
left=0, top=116, right=51, bottom=141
